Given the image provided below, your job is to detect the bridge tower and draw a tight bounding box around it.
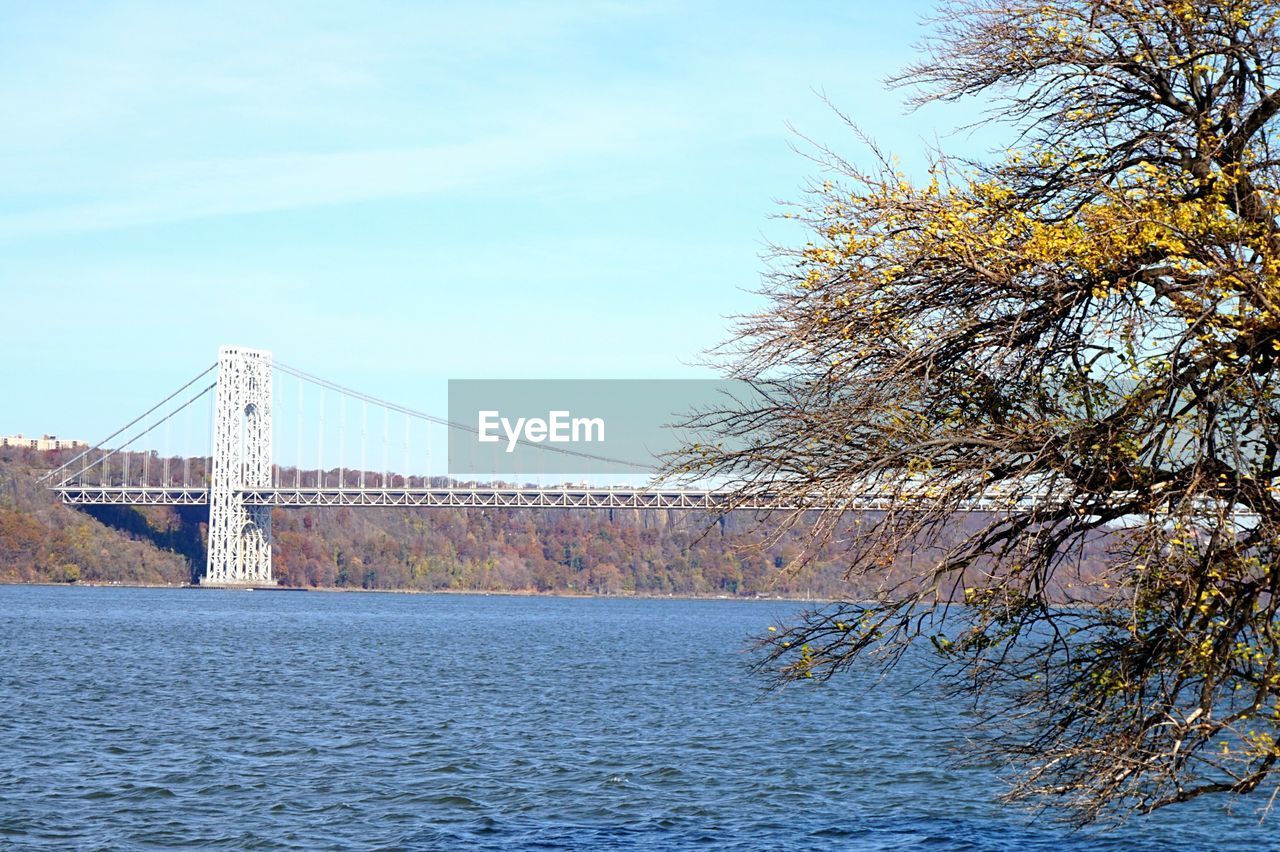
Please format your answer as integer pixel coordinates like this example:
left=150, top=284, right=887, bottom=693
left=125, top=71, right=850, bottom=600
left=204, top=346, right=273, bottom=586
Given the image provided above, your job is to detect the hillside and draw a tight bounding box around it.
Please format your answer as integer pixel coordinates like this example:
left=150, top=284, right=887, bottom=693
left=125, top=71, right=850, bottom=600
left=0, top=450, right=195, bottom=585
left=0, top=448, right=1117, bottom=598
left=0, top=448, right=859, bottom=596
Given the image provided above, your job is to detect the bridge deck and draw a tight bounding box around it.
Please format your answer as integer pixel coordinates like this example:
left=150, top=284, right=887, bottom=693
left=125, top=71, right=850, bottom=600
left=55, top=486, right=1259, bottom=522
left=52, top=485, right=1047, bottom=512
left=54, top=486, right=796, bottom=511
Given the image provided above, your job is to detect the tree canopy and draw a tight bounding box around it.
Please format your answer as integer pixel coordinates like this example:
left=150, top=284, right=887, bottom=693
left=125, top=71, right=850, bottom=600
left=676, top=0, right=1280, bottom=822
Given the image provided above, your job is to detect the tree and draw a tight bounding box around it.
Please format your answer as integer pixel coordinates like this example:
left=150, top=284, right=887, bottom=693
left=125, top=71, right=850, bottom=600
left=673, top=0, right=1280, bottom=823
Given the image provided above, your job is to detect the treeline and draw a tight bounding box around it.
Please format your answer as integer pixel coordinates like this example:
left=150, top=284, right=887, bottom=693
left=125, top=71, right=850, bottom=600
left=0, top=447, right=856, bottom=595
left=269, top=504, right=850, bottom=596
left=0, top=447, right=1114, bottom=597
left=0, top=449, right=192, bottom=585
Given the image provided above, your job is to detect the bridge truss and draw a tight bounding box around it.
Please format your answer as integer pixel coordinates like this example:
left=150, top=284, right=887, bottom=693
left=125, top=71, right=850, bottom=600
left=53, top=484, right=1050, bottom=513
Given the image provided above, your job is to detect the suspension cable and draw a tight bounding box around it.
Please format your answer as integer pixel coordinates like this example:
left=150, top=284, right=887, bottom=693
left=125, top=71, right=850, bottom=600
left=41, top=362, right=218, bottom=482
left=55, top=381, right=217, bottom=488
left=274, top=361, right=652, bottom=470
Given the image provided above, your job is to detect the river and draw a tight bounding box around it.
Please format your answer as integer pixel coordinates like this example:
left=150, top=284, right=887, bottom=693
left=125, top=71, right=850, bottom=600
left=0, top=585, right=1272, bottom=849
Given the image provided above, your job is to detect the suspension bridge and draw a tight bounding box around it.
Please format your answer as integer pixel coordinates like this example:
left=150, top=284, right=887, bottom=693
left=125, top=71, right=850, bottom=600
left=44, top=345, right=1058, bottom=588
left=43, top=346, right=796, bottom=587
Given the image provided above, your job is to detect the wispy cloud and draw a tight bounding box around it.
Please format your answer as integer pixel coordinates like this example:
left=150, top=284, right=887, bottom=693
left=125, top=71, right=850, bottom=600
left=0, top=0, right=951, bottom=442
left=0, top=1, right=932, bottom=239
left=0, top=122, right=662, bottom=237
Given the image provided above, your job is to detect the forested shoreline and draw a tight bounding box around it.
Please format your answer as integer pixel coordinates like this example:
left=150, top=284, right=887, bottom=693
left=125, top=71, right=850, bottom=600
left=0, top=447, right=892, bottom=597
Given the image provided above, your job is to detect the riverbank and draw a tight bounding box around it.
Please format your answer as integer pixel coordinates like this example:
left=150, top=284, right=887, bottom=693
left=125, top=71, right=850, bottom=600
left=1, top=578, right=833, bottom=604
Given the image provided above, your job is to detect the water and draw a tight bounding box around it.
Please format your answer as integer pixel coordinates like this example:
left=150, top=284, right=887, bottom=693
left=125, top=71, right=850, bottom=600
left=0, top=586, right=1272, bottom=849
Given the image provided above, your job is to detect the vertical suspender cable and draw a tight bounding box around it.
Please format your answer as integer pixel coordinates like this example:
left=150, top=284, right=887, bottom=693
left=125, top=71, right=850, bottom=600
left=318, top=385, right=325, bottom=488
left=297, top=374, right=304, bottom=489
left=267, top=370, right=275, bottom=488
left=163, top=410, right=170, bottom=487
left=184, top=395, right=191, bottom=487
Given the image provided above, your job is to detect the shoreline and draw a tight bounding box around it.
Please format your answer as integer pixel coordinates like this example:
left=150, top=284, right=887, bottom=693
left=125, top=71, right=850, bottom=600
left=0, top=579, right=834, bottom=604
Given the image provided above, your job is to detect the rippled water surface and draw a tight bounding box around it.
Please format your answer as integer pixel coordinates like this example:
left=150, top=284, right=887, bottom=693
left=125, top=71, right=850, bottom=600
left=0, top=585, right=1274, bottom=849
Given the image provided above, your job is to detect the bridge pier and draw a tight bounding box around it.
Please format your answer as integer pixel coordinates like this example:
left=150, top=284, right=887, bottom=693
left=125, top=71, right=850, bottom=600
left=204, top=346, right=273, bottom=586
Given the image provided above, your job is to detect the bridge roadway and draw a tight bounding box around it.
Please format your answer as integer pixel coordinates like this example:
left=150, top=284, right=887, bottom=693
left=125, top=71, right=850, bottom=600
left=55, top=485, right=800, bottom=511
left=53, top=485, right=1040, bottom=512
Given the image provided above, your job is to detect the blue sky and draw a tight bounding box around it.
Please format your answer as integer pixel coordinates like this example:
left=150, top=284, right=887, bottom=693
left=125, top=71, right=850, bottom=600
left=0, top=0, right=982, bottom=443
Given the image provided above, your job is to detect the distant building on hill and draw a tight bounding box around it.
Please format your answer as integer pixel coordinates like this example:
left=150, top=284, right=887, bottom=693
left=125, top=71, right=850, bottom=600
left=1, top=434, right=88, bottom=451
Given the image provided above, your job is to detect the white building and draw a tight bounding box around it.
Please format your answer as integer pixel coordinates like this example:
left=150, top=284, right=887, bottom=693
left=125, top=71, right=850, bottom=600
left=0, top=434, right=88, bottom=451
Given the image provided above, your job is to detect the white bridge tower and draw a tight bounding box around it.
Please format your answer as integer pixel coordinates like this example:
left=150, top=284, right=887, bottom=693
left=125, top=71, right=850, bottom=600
left=205, top=345, right=273, bottom=586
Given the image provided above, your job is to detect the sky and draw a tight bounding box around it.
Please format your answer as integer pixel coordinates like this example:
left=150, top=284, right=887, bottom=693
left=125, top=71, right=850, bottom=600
left=0, top=0, right=989, bottom=444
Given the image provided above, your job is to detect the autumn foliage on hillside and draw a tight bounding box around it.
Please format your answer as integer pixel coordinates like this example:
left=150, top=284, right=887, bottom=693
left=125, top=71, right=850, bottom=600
left=1, top=447, right=1023, bottom=598
left=0, top=449, right=192, bottom=585
left=1, top=447, right=1119, bottom=597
